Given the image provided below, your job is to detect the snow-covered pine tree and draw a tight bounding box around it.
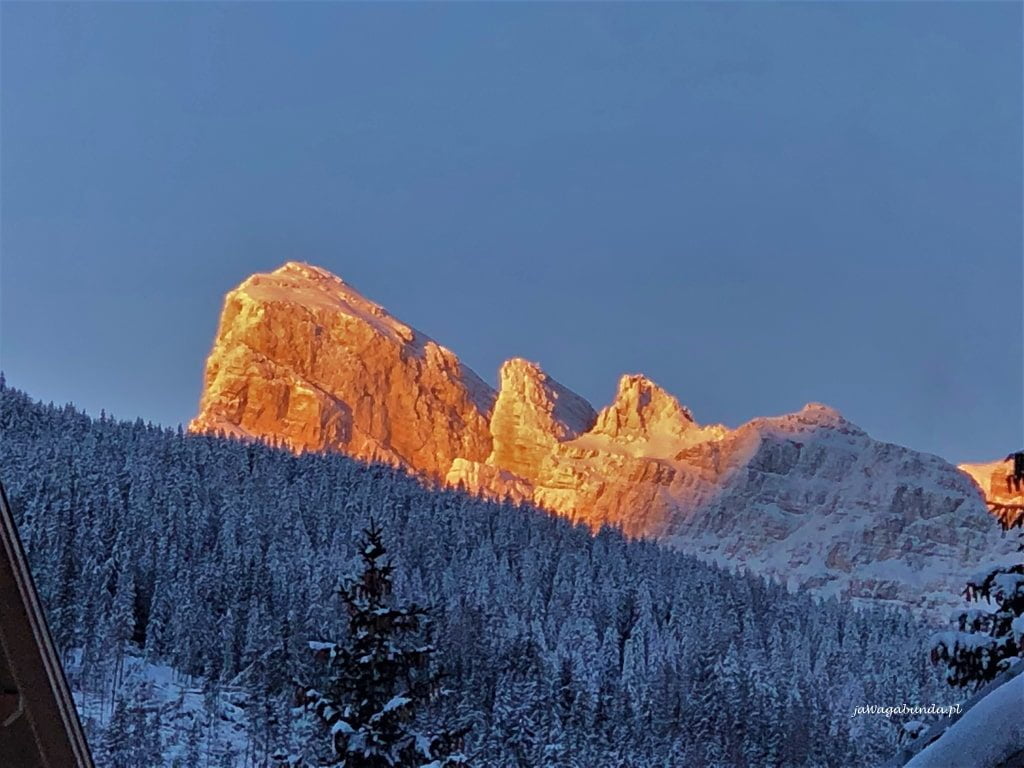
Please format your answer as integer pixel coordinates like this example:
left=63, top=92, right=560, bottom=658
left=101, top=695, right=133, bottom=768
left=931, top=507, right=1024, bottom=688
left=296, top=520, right=470, bottom=768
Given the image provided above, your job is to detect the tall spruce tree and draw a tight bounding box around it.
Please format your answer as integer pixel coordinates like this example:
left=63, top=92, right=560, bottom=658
left=295, top=520, right=469, bottom=768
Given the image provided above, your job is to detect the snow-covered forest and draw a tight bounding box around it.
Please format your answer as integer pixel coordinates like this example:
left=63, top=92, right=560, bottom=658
left=0, top=381, right=953, bottom=767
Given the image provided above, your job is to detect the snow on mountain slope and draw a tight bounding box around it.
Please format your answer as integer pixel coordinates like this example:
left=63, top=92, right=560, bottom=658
left=662, top=408, right=1010, bottom=616
left=191, top=263, right=1013, bottom=616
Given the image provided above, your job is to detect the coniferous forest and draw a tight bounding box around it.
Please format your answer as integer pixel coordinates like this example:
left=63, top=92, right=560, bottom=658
left=0, top=381, right=951, bottom=767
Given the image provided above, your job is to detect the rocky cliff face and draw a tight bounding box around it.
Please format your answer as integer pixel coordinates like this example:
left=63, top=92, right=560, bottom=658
left=192, top=263, right=1013, bottom=617
left=959, top=459, right=1022, bottom=506
left=190, top=263, right=494, bottom=477
left=486, top=358, right=597, bottom=479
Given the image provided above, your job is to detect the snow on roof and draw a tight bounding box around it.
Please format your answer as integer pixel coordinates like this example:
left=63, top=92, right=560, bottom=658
left=904, top=669, right=1024, bottom=767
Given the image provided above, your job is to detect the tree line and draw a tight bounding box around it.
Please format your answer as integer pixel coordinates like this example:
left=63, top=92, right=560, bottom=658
left=0, top=380, right=948, bottom=767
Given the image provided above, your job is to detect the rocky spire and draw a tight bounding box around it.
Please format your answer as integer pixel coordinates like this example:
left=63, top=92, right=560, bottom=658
left=486, top=358, right=596, bottom=480
left=592, top=374, right=694, bottom=440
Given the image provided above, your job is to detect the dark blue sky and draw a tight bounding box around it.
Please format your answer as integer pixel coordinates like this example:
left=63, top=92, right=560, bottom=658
left=2, top=3, right=1021, bottom=462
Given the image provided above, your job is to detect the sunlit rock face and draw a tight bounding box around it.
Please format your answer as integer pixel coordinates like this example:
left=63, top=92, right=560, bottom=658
left=446, top=458, right=533, bottom=504
left=190, top=262, right=495, bottom=477
left=193, top=263, right=1013, bottom=617
left=959, top=459, right=1023, bottom=506
left=591, top=374, right=720, bottom=448
left=487, top=358, right=597, bottom=479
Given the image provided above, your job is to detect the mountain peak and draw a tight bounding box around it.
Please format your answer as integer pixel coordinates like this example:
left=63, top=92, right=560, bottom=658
left=618, top=373, right=694, bottom=420
left=582, top=373, right=728, bottom=459
left=235, top=262, right=420, bottom=349
left=488, top=358, right=596, bottom=477
left=801, top=401, right=843, bottom=418
left=498, top=358, right=596, bottom=436
left=592, top=374, right=693, bottom=439
left=191, top=263, right=493, bottom=474
left=795, top=402, right=861, bottom=431
left=744, top=401, right=864, bottom=440
left=276, top=260, right=345, bottom=282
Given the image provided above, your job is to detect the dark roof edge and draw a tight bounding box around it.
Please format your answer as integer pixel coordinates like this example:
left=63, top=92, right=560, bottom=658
left=0, top=480, right=95, bottom=767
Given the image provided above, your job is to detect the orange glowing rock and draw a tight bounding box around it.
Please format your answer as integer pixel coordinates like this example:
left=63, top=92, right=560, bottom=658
left=959, top=459, right=1023, bottom=506
left=191, top=262, right=1013, bottom=617
left=189, top=262, right=494, bottom=477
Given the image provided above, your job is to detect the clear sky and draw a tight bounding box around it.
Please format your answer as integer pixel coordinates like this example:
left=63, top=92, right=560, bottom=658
left=1, top=2, right=1021, bottom=463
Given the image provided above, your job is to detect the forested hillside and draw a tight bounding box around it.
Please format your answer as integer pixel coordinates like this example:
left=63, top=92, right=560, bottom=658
left=0, top=381, right=951, bottom=767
